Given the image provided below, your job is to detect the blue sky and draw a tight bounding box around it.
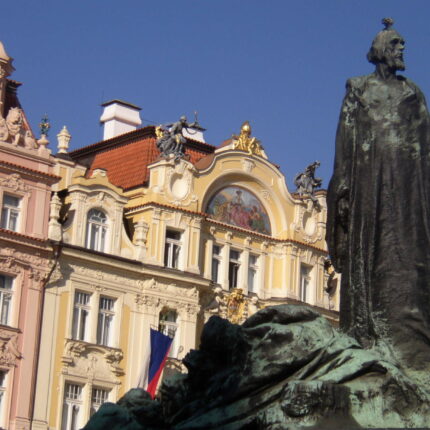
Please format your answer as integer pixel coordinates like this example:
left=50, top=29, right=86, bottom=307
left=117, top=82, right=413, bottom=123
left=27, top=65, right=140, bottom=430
left=2, top=1, right=429, bottom=188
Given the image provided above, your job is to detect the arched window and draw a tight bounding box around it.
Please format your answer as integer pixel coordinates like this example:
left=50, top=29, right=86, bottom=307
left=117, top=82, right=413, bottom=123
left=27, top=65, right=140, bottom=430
left=86, top=209, right=107, bottom=252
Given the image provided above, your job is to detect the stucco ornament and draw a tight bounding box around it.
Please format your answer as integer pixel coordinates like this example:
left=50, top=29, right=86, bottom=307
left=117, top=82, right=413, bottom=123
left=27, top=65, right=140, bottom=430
left=0, top=331, right=22, bottom=366
left=62, top=339, right=124, bottom=378
left=0, top=116, right=8, bottom=141
left=294, top=204, right=323, bottom=244
left=0, top=173, right=28, bottom=192
left=204, top=286, right=225, bottom=317
left=0, top=107, right=28, bottom=146
left=166, top=159, right=198, bottom=206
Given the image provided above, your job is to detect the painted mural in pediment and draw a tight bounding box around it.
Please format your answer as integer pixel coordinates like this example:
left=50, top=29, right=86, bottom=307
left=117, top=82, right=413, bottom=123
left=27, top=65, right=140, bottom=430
left=206, top=186, right=271, bottom=235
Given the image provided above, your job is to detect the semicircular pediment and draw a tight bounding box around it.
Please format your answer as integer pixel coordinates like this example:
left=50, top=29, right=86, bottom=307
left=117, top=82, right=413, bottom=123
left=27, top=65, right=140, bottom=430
left=206, top=186, right=271, bottom=235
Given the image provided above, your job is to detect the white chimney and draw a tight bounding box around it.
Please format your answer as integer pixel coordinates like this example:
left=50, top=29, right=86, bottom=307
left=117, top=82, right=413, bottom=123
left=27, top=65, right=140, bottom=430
left=100, top=100, right=142, bottom=140
left=182, top=125, right=206, bottom=143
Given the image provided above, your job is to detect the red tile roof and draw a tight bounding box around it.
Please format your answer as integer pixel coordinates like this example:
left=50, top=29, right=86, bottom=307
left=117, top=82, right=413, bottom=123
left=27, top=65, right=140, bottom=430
left=87, top=136, right=157, bottom=189
left=70, top=126, right=216, bottom=190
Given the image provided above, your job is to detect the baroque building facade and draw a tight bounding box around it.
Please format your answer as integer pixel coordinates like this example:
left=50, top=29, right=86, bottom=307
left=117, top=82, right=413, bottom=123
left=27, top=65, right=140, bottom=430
left=0, top=40, right=338, bottom=430
left=31, top=99, right=338, bottom=429
left=0, top=42, right=59, bottom=429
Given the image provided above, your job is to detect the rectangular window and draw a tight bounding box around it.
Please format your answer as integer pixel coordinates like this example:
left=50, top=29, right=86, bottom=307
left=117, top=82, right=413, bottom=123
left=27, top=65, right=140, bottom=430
left=0, top=370, right=7, bottom=420
left=72, top=292, right=91, bottom=341
left=164, top=230, right=181, bottom=269
left=90, top=387, right=109, bottom=416
left=86, top=209, right=108, bottom=252
left=88, top=224, right=106, bottom=251
left=97, top=297, right=115, bottom=346
left=159, top=309, right=178, bottom=358
left=300, top=265, right=311, bottom=303
left=228, top=250, right=241, bottom=289
left=248, top=254, right=258, bottom=293
left=0, top=275, right=13, bottom=326
left=1, top=194, right=20, bottom=232
left=211, top=245, right=222, bottom=283
left=61, top=383, right=83, bottom=430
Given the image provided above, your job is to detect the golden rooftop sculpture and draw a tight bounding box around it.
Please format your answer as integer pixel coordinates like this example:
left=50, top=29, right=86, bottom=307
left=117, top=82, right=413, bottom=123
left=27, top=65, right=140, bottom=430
left=232, top=121, right=264, bottom=156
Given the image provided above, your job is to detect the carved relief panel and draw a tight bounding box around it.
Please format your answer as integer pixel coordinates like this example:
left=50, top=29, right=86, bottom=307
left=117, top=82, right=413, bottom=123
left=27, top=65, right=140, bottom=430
left=292, top=204, right=324, bottom=244
left=166, top=160, right=198, bottom=206
left=61, top=340, right=124, bottom=381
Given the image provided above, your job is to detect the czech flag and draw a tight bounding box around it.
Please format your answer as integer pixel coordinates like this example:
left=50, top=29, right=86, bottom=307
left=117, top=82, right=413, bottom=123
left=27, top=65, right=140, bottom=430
left=137, top=328, right=173, bottom=398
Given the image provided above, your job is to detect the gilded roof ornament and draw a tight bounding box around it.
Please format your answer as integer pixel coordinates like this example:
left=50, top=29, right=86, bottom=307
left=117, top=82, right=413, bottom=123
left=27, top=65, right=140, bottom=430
left=232, top=121, right=264, bottom=157
left=39, top=114, right=50, bottom=137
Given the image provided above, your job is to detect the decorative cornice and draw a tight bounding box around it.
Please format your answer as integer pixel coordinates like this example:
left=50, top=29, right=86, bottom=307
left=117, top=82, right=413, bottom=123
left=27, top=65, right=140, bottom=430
left=0, top=228, right=49, bottom=244
left=0, top=160, right=60, bottom=182
left=125, top=203, right=327, bottom=253
left=126, top=200, right=206, bottom=217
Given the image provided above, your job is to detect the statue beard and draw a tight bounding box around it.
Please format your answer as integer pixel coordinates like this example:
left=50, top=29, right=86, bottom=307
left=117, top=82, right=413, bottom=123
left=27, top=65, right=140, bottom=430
left=385, top=53, right=405, bottom=71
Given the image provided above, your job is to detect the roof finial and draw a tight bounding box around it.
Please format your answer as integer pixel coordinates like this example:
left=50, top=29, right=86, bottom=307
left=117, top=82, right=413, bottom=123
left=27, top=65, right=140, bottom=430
left=39, top=114, right=50, bottom=137
left=382, top=17, right=394, bottom=30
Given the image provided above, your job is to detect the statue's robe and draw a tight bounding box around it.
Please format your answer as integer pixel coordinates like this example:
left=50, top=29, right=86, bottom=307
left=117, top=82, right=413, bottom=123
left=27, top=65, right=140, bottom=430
left=327, top=73, right=430, bottom=368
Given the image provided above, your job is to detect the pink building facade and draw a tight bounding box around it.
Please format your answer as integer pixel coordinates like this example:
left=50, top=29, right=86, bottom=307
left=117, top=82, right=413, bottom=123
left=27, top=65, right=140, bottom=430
left=0, top=42, right=59, bottom=429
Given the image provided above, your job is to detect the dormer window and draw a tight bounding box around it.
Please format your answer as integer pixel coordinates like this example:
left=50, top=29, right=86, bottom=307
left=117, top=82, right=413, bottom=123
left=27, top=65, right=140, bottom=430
left=86, top=209, right=107, bottom=252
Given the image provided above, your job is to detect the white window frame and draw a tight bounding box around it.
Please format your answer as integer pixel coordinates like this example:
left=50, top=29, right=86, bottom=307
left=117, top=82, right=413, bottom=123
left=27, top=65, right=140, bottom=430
left=164, top=230, right=182, bottom=269
left=300, top=264, right=312, bottom=303
left=97, top=296, right=115, bottom=347
left=90, top=387, right=110, bottom=416
left=0, top=274, right=13, bottom=326
left=86, top=209, right=108, bottom=252
left=228, top=249, right=241, bottom=289
left=1, top=194, right=21, bottom=232
left=0, top=369, right=7, bottom=428
left=247, top=254, right=259, bottom=293
left=159, top=309, right=179, bottom=358
left=61, top=383, right=83, bottom=430
left=211, top=244, right=222, bottom=283
left=72, top=291, right=91, bottom=342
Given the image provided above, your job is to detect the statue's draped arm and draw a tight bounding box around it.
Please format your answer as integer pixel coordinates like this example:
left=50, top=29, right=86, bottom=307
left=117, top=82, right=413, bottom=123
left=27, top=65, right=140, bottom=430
left=327, top=79, right=359, bottom=273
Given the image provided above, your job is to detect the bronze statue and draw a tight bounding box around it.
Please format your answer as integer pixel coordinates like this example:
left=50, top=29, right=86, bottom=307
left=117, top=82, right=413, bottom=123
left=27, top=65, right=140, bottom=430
left=294, top=161, right=322, bottom=207
left=327, top=18, right=430, bottom=368
left=156, top=115, right=198, bottom=161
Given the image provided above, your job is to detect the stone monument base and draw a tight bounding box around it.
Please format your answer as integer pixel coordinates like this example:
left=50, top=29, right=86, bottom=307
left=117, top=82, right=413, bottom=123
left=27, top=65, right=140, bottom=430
left=84, top=305, right=430, bottom=429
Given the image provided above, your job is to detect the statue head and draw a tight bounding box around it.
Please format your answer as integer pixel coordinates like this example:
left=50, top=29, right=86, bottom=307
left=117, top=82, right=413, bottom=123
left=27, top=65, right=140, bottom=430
left=367, top=18, right=405, bottom=71
left=180, top=115, right=187, bottom=123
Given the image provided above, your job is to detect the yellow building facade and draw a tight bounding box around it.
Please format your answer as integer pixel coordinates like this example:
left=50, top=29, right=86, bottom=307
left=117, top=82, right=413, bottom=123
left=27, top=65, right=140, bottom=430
left=32, top=107, right=338, bottom=429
